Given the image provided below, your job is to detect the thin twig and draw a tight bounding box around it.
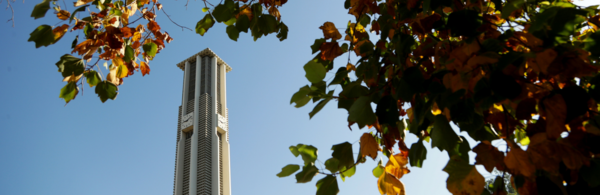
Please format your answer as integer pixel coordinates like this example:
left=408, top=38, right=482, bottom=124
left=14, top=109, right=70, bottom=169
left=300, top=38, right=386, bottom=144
left=5, top=0, right=14, bottom=27
left=162, top=8, right=193, bottom=31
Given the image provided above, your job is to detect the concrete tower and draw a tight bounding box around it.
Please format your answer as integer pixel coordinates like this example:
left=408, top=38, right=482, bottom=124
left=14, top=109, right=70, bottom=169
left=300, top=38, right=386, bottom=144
left=173, top=48, right=232, bottom=195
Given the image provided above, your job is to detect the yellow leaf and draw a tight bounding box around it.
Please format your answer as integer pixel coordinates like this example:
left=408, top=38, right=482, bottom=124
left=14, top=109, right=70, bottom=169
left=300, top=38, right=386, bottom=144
left=62, top=73, right=83, bottom=83
left=132, top=32, right=142, bottom=42
left=378, top=153, right=409, bottom=195
left=360, top=133, right=380, bottom=160
left=386, top=153, right=410, bottom=179
left=57, top=10, right=71, bottom=20
left=74, top=0, right=94, bottom=7
left=378, top=172, right=406, bottom=195
left=319, top=22, right=342, bottom=40
left=346, top=63, right=356, bottom=72
left=116, top=64, right=129, bottom=79
left=53, top=24, right=69, bottom=42
left=432, top=102, right=442, bottom=115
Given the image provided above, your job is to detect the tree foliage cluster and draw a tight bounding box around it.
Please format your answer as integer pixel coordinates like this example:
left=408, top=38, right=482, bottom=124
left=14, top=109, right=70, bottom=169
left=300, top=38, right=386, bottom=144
left=27, top=0, right=600, bottom=194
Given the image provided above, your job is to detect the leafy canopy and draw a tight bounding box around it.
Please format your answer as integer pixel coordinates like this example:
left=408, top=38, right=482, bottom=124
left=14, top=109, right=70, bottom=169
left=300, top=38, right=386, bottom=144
left=29, top=0, right=600, bottom=194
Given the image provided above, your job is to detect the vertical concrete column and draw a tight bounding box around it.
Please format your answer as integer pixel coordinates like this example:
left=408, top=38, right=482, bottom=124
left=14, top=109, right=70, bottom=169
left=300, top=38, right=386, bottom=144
left=174, top=61, right=191, bottom=195
left=211, top=56, right=219, bottom=195
left=190, top=55, right=202, bottom=195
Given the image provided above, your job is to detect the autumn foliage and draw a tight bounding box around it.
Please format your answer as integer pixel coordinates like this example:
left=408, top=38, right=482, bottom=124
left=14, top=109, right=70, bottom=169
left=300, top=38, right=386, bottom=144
left=285, top=0, right=600, bottom=194
left=28, top=0, right=600, bottom=194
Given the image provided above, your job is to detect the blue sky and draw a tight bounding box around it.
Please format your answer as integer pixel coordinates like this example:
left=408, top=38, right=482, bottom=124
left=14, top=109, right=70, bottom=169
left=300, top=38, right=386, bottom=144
left=0, top=1, right=597, bottom=195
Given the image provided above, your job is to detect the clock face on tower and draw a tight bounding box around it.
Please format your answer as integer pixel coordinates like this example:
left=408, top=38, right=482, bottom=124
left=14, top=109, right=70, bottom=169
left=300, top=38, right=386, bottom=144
left=181, top=113, right=193, bottom=130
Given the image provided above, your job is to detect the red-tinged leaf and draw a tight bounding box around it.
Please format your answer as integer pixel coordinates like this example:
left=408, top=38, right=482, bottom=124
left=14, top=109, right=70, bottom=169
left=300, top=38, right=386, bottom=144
left=140, top=61, right=150, bottom=76
left=319, top=42, right=343, bottom=61
left=147, top=21, right=160, bottom=33
left=473, top=141, right=505, bottom=172
left=504, top=142, right=536, bottom=178
left=542, top=94, right=567, bottom=139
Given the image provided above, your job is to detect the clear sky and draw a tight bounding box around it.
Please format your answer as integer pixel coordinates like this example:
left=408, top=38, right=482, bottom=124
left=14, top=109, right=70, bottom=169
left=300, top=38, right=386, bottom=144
left=0, top=1, right=597, bottom=195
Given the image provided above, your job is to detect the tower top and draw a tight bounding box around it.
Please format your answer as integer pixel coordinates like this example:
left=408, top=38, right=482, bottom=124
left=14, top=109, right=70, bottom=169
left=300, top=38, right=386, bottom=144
left=176, top=48, right=232, bottom=72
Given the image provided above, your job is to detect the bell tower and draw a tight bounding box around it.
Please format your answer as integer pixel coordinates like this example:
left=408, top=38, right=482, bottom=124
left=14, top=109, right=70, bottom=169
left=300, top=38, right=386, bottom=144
left=173, top=48, right=232, bottom=195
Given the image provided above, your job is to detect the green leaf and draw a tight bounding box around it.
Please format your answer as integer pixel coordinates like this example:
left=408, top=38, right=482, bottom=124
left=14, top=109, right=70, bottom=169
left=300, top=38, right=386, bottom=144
left=297, top=144, right=318, bottom=165
left=290, top=85, right=312, bottom=108
left=372, top=161, right=384, bottom=178
left=84, top=70, right=101, bottom=87
left=316, top=175, right=339, bottom=195
left=69, top=5, right=89, bottom=22
left=376, top=95, right=400, bottom=126
left=258, top=14, right=278, bottom=34
left=236, top=14, right=250, bottom=33
left=329, top=67, right=349, bottom=86
left=311, top=38, right=326, bottom=54
left=277, top=23, right=289, bottom=41
left=212, top=3, right=233, bottom=23
left=196, top=14, right=216, bottom=36
left=448, top=136, right=471, bottom=162
left=95, top=81, right=118, bottom=103
left=143, top=42, right=158, bottom=58
left=409, top=140, right=427, bottom=168
left=309, top=91, right=333, bottom=118
left=340, top=165, right=356, bottom=180
left=28, top=25, right=55, bottom=48
left=202, top=7, right=209, bottom=12
left=324, top=158, right=340, bottom=173
left=55, top=54, right=85, bottom=78
left=304, top=60, right=326, bottom=83
left=31, top=0, right=52, bottom=19
left=331, top=142, right=354, bottom=170
left=501, top=0, right=525, bottom=19
left=584, top=31, right=600, bottom=58
left=295, top=164, right=318, bottom=183
left=276, top=164, right=300, bottom=177
left=71, top=35, right=78, bottom=49
left=431, top=115, right=461, bottom=152
left=84, top=23, right=93, bottom=37
left=348, top=96, right=377, bottom=128
left=289, top=145, right=300, bottom=157
left=581, top=159, right=600, bottom=187
left=226, top=25, right=240, bottom=41
left=515, top=128, right=530, bottom=146
left=59, top=82, right=79, bottom=103
left=124, top=45, right=135, bottom=63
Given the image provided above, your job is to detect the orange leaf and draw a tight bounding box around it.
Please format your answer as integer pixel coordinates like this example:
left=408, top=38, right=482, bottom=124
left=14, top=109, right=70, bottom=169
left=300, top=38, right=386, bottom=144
left=319, top=42, right=343, bottom=61
left=319, top=22, right=342, bottom=40
left=57, top=10, right=71, bottom=20
left=53, top=24, right=69, bottom=42
left=542, top=94, right=567, bottom=139
left=360, top=133, right=380, bottom=160
left=147, top=21, right=160, bottom=33
left=473, top=141, right=505, bottom=172
left=140, top=61, right=150, bottom=76
left=504, top=142, right=536, bottom=178
left=121, top=27, right=133, bottom=38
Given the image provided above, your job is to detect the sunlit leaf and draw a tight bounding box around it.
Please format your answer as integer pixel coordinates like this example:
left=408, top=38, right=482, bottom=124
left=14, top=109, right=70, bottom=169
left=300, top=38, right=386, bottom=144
left=276, top=164, right=300, bottom=177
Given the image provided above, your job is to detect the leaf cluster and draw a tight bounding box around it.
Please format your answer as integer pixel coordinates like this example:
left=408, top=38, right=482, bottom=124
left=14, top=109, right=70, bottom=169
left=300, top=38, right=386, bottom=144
left=285, top=0, right=600, bottom=194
